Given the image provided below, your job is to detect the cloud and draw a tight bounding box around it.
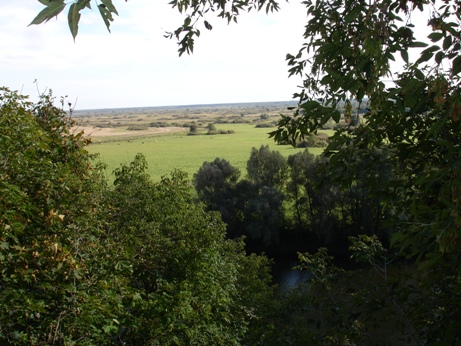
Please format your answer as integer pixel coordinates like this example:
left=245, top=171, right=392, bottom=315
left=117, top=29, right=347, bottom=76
left=0, top=0, right=306, bottom=109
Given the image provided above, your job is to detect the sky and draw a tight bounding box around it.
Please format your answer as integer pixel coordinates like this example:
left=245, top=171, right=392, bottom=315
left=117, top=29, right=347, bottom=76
left=0, top=0, right=307, bottom=110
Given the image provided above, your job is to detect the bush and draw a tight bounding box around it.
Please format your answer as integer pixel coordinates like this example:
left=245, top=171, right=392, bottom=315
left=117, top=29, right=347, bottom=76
left=260, top=113, right=269, bottom=120
left=150, top=121, right=170, bottom=127
left=188, top=123, right=200, bottom=135
left=296, top=133, right=328, bottom=148
left=127, top=124, right=149, bottom=131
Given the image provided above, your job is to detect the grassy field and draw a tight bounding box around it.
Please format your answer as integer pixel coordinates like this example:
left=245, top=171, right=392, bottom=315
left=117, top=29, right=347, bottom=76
left=86, top=123, right=328, bottom=182
left=76, top=102, right=336, bottom=182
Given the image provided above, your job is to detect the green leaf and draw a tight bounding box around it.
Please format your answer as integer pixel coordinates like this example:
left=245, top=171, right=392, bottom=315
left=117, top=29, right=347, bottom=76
left=428, top=32, right=444, bottom=42
left=416, top=51, right=434, bottom=65
left=452, top=55, right=461, bottom=76
left=400, top=49, right=409, bottom=64
left=332, top=110, right=340, bottom=123
left=75, top=0, right=91, bottom=11
left=414, top=68, right=425, bottom=80
left=29, top=2, right=66, bottom=26
left=426, top=117, right=447, bottom=138
left=435, top=51, right=444, bottom=64
left=68, top=3, right=81, bottom=41
left=100, top=0, right=118, bottom=15
left=443, top=35, right=452, bottom=50
left=204, top=20, right=212, bottom=30
left=98, top=4, right=115, bottom=33
left=409, top=41, right=429, bottom=48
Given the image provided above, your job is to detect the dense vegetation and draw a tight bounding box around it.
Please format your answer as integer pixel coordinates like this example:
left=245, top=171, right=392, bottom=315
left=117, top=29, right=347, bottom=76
left=0, top=89, right=274, bottom=345
left=16, top=0, right=461, bottom=343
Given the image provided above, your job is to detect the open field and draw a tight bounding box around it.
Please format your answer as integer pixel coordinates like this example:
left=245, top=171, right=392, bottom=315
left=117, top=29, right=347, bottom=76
left=74, top=102, right=331, bottom=182
left=85, top=124, right=329, bottom=182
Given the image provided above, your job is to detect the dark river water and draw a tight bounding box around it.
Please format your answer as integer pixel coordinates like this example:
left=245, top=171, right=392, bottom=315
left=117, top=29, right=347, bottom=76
left=271, top=259, right=311, bottom=292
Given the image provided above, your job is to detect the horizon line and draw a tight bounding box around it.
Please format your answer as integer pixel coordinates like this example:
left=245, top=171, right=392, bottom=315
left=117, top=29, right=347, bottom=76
left=72, top=100, right=298, bottom=113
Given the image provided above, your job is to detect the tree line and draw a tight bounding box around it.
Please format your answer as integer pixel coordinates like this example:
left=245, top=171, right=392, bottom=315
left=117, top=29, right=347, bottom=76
left=193, top=144, right=392, bottom=258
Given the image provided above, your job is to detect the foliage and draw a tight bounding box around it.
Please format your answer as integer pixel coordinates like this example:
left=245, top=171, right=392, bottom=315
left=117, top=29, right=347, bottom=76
left=31, top=0, right=280, bottom=54
left=0, top=88, right=275, bottom=345
left=296, top=133, right=329, bottom=148
left=105, top=154, right=276, bottom=345
left=266, top=1, right=460, bottom=340
left=285, top=149, right=318, bottom=233
left=188, top=123, right=199, bottom=135
left=206, top=122, right=218, bottom=135
left=194, top=148, right=287, bottom=251
left=193, top=145, right=393, bottom=255
left=260, top=113, right=269, bottom=120
left=0, top=87, right=123, bottom=345
left=268, top=0, right=461, bottom=261
left=288, top=237, right=461, bottom=345
left=126, top=124, right=149, bottom=131
left=247, top=145, right=287, bottom=190
left=29, top=0, right=461, bottom=342
left=193, top=157, right=240, bottom=213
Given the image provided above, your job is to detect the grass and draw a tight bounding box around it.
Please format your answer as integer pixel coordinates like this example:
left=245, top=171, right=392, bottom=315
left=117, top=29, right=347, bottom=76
left=87, top=123, right=328, bottom=182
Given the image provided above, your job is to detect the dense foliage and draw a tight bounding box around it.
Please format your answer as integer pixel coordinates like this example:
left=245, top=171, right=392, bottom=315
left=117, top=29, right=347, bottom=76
left=270, top=0, right=461, bottom=261
left=0, top=88, right=273, bottom=345
left=194, top=146, right=393, bottom=256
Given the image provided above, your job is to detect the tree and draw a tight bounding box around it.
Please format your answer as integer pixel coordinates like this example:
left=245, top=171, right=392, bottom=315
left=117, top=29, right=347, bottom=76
left=188, top=123, right=199, bottom=135
left=246, top=145, right=287, bottom=190
left=206, top=122, right=218, bottom=135
left=193, top=157, right=240, bottom=213
left=269, top=0, right=461, bottom=260
left=0, top=88, right=125, bottom=345
left=106, top=154, right=273, bottom=345
left=0, top=88, right=277, bottom=345
left=286, top=149, right=317, bottom=233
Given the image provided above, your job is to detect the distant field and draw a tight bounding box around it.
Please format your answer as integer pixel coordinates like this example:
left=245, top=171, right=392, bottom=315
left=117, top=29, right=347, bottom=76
left=86, top=123, right=328, bottom=182
left=76, top=101, right=335, bottom=182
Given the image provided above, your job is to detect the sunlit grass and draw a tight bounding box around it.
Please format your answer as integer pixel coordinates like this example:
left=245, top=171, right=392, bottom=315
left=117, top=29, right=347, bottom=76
left=87, top=123, right=327, bottom=182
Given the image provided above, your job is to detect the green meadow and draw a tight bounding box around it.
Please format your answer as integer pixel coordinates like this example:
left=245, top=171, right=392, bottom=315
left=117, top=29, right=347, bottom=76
left=87, top=123, right=327, bottom=182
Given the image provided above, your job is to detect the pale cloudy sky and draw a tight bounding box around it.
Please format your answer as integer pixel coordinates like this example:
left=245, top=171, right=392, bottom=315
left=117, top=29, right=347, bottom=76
left=0, top=0, right=307, bottom=110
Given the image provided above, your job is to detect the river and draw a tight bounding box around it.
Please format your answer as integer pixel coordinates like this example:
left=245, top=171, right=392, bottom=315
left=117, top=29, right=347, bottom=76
left=271, top=259, right=311, bottom=292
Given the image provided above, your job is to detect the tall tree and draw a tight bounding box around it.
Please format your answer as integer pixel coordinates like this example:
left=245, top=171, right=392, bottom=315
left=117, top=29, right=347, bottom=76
left=246, top=145, right=287, bottom=190
left=193, top=157, right=241, bottom=237
left=194, top=157, right=240, bottom=209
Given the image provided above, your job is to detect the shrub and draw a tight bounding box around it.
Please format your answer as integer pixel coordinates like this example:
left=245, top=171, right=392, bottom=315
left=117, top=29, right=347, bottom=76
left=127, top=124, right=149, bottom=131
left=296, top=133, right=328, bottom=148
